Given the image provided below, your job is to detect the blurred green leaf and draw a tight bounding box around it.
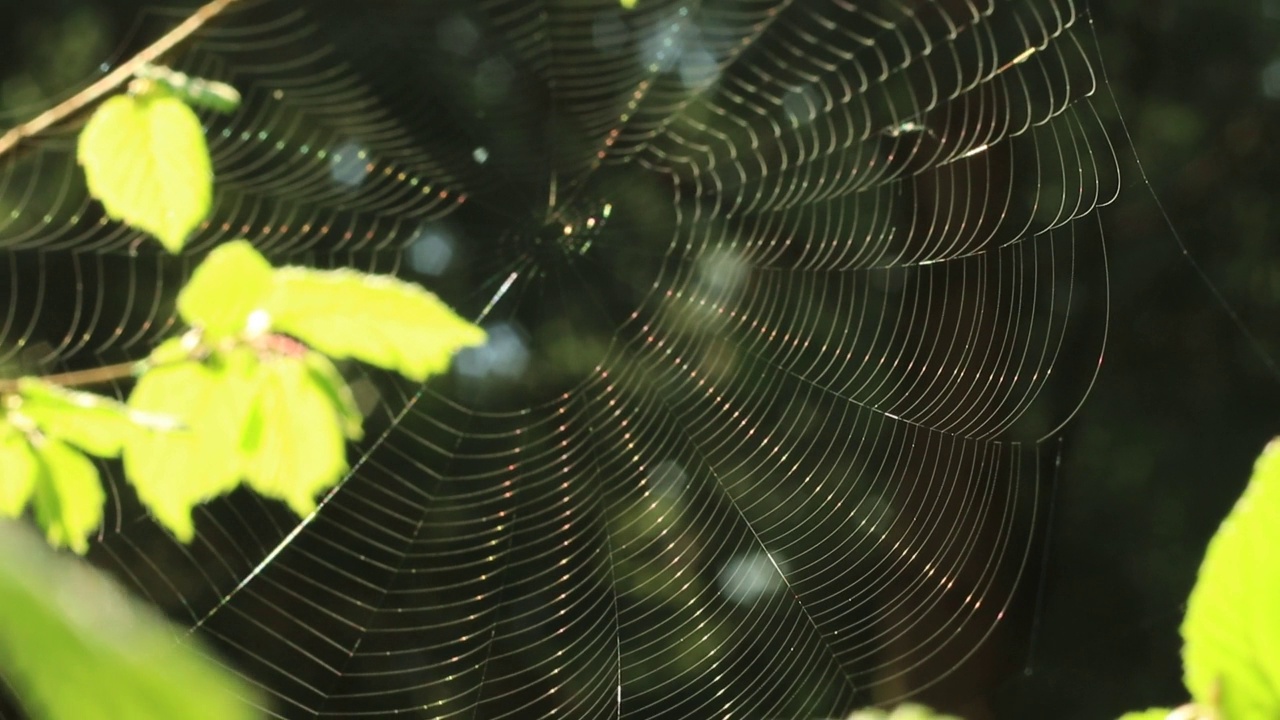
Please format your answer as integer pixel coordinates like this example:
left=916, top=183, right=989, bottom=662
left=29, top=438, right=103, bottom=553
left=77, top=86, right=212, bottom=253
left=1, top=403, right=106, bottom=553
left=21, top=238, right=476, bottom=545
left=177, top=240, right=275, bottom=340
left=303, top=352, right=364, bottom=440
left=0, top=423, right=37, bottom=517
left=241, top=355, right=350, bottom=516
left=123, top=349, right=258, bottom=542
left=15, top=379, right=139, bottom=458
left=124, top=342, right=361, bottom=538
left=1181, top=438, right=1280, bottom=718
left=0, top=520, right=260, bottom=720
left=265, top=267, right=486, bottom=381
left=845, top=703, right=962, bottom=720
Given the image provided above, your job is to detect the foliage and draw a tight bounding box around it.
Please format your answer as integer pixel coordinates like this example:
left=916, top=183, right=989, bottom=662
left=2, top=5, right=1280, bottom=717
left=0, top=520, right=260, bottom=719
left=1, top=67, right=485, bottom=550
left=1180, top=439, right=1280, bottom=717
left=1, top=238, right=485, bottom=547
left=182, top=241, right=486, bottom=382
left=837, top=440, right=1280, bottom=720
left=1, top=379, right=174, bottom=552
left=0, top=47, right=487, bottom=719
left=77, top=82, right=213, bottom=252
left=0, top=421, right=103, bottom=554
left=1112, top=439, right=1280, bottom=720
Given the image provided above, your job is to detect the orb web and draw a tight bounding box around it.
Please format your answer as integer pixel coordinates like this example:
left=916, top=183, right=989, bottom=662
left=0, top=0, right=1118, bottom=717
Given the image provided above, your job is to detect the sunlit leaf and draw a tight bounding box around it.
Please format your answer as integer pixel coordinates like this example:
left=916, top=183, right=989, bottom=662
left=241, top=356, right=349, bottom=516
left=0, top=424, right=37, bottom=517
left=266, top=267, right=486, bottom=381
left=1181, top=438, right=1280, bottom=718
left=177, top=240, right=276, bottom=340
left=77, top=86, right=212, bottom=252
left=303, top=352, right=364, bottom=440
left=15, top=378, right=139, bottom=458
left=30, top=439, right=103, bottom=553
left=0, top=520, right=260, bottom=720
left=123, top=351, right=258, bottom=542
left=146, top=335, right=198, bottom=366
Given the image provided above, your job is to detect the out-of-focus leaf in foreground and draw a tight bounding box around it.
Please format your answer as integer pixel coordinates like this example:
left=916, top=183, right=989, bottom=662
left=1181, top=438, right=1280, bottom=718
left=844, top=703, right=962, bottom=720
left=0, top=520, right=261, bottom=720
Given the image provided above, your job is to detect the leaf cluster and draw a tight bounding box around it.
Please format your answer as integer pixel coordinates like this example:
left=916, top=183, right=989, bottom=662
left=2, top=73, right=484, bottom=551
left=2, top=240, right=485, bottom=548
left=0, top=521, right=261, bottom=719
left=1, top=52, right=486, bottom=720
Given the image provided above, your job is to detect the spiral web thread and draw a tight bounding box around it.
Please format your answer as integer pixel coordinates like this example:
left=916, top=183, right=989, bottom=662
left=0, top=0, right=1118, bottom=717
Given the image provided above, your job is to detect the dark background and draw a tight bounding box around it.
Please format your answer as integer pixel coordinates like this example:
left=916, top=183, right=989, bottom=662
left=3, top=2, right=1280, bottom=718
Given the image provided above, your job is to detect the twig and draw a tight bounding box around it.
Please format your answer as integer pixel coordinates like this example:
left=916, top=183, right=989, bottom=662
left=0, top=0, right=243, bottom=158
left=0, top=360, right=142, bottom=394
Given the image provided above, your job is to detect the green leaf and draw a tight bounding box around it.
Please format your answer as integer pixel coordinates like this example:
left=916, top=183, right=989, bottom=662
left=30, top=439, right=104, bottom=553
left=1182, top=438, right=1280, bottom=718
left=124, top=343, right=361, bottom=539
left=123, top=352, right=258, bottom=541
left=15, top=379, right=140, bottom=457
left=265, top=267, right=486, bottom=381
left=241, top=356, right=349, bottom=516
left=0, top=520, right=260, bottom=720
left=146, top=335, right=198, bottom=366
left=0, top=424, right=37, bottom=517
left=77, top=85, right=212, bottom=252
left=303, top=352, right=364, bottom=440
left=177, top=240, right=275, bottom=340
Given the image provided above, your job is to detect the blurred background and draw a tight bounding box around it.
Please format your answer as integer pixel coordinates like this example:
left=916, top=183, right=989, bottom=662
left=1009, top=1, right=1280, bottom=716
left=3, top=1, right=1280, bottom=718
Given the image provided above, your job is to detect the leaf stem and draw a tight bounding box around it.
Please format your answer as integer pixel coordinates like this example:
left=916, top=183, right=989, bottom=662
left=0, top=0, right=243, bottom=158
left=0, top=361, right=141, bottom=395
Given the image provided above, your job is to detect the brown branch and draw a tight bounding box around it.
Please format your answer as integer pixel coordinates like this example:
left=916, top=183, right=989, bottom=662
left=0, top=0, right=244, bottom=158
left=0, top=360, right=142, bottom=395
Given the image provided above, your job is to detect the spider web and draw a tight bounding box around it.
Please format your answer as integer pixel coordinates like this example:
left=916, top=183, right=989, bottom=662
left=0, top=0, right=1118, bottom=717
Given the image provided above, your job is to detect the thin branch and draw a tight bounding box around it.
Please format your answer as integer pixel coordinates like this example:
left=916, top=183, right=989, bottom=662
left=0, top=0, right=243, bottom=158
left=0, top=360, right=142, bottom=395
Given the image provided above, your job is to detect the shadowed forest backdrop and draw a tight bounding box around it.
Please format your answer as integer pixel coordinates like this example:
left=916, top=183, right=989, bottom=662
left=2, top=1, right=1280, bottom=719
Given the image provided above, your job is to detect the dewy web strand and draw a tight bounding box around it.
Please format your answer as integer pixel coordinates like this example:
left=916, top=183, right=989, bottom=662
left=0, top=1, right=1116, bottom=718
